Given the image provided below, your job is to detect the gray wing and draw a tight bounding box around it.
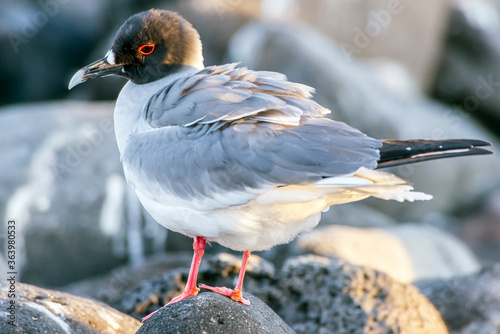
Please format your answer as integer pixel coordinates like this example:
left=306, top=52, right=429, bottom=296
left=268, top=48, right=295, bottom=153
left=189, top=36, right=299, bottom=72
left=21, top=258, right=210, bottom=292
left=122, top=118, right=381, bottom=202
left=144, top=63, right=329, bottom=127
left=124, top=63, right=381, bottom=205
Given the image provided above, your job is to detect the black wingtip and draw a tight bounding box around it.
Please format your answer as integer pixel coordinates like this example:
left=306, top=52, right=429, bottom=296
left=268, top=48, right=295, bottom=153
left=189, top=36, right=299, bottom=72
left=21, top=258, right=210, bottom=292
left=377, top=139, right=494, bottom=169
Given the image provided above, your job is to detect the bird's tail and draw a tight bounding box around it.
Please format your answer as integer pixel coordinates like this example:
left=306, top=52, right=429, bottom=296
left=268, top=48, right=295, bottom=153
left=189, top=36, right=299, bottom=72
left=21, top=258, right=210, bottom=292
left=377, top=139, right=493, bottom=168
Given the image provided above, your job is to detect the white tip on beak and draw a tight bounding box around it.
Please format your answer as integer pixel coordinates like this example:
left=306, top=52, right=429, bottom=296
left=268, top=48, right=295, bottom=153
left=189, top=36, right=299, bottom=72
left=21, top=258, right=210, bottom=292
left=68, top=68, right=85, bottom=90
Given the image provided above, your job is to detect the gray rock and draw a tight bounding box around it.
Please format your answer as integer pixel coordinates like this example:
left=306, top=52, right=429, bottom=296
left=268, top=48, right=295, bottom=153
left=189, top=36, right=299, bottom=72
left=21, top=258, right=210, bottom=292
left=433, top=1, right=500, bottom=127
left=416, top=263, right=500, bottom=334
left=228, top=20, right=500, bottom=221
left=136, top=292, right=296, bottom=334
left=0, top=102, right=167, bottom=287
left=0, top=282, right=141, bottom=334
left=297, top=223, right=480, bottom=283
left=113, top=253, right=447, bottom=333
left=276, top=255, right=448, bottom=334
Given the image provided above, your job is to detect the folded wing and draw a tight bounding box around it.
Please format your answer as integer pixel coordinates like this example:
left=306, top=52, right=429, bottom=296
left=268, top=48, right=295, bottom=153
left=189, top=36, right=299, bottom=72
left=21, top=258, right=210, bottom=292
left=122, top=64, right=382, bottom=209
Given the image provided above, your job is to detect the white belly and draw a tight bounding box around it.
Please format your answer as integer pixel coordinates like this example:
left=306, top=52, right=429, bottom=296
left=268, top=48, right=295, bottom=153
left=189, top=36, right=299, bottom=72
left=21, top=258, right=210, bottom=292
left=133, top=187, right=322, bottom=251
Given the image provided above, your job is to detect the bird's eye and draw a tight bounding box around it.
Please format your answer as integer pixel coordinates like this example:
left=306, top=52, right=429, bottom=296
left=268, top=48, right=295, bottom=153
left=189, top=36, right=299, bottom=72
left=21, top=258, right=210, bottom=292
left=138, top=44, right=155, bottom=55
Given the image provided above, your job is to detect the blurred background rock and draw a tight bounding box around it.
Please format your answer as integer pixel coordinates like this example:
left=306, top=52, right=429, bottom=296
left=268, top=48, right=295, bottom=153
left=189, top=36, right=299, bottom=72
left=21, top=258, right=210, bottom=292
left=1, top=0, right=500, bottom=332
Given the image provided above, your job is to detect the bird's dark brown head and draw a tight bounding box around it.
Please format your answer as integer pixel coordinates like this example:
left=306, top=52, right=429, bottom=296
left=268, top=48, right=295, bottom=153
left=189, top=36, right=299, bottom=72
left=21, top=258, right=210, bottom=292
left=69, top=9, right=203, bottom=89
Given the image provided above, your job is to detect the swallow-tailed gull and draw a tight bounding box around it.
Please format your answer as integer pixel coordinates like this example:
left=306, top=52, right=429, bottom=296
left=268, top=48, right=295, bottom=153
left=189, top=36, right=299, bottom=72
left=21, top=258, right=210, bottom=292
left=69, top=9, right=493, bottom=322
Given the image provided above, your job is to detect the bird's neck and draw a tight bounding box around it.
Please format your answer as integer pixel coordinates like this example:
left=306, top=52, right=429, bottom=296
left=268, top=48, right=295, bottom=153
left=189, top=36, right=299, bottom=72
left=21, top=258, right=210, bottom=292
left=114, top=66, right=200, bottom=154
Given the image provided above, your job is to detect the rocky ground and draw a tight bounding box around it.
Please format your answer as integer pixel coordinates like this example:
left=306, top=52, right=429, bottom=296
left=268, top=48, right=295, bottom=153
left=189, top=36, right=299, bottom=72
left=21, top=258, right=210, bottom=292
left=1, top=0, right=500, bottom=333
left=2, top=253, right=499, bottom=333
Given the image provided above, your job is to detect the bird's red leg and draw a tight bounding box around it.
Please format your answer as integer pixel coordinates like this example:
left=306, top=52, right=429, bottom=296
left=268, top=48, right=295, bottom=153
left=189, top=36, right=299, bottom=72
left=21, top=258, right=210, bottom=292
left=199, top=250, right=251, bottom=305
left=141, top=236, right=206, bottom=322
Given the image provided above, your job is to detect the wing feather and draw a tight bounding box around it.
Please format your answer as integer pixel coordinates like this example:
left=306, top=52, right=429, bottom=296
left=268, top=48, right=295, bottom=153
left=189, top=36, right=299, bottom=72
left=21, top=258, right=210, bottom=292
left=144, top=63, right=329, bottom=128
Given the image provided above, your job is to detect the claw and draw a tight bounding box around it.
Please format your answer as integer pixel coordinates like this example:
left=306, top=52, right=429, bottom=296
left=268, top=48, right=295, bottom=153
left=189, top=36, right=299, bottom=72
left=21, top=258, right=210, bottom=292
left=199, top=284, right=250, bottom=305
left=140, top=288, right=200, bottom=322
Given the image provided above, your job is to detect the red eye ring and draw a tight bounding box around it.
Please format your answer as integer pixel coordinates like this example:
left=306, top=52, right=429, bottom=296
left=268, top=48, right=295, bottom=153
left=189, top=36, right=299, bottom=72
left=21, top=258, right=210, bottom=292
left=138, top=44, right=155, bottom=55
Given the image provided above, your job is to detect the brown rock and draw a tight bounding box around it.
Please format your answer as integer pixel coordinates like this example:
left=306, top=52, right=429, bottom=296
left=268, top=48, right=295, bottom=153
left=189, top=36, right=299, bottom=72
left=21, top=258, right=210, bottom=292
left=0, top=282, right=140, bottom=334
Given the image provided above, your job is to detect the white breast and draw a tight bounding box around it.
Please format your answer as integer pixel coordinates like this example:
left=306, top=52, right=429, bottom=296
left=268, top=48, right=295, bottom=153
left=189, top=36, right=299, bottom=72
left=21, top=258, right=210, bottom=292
left=114, top=68, right=200, bottom=154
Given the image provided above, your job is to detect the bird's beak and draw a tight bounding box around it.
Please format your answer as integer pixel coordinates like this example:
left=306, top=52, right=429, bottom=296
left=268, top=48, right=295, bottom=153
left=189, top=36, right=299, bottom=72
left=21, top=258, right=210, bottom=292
left=68, top=55, right=123, bottom=90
